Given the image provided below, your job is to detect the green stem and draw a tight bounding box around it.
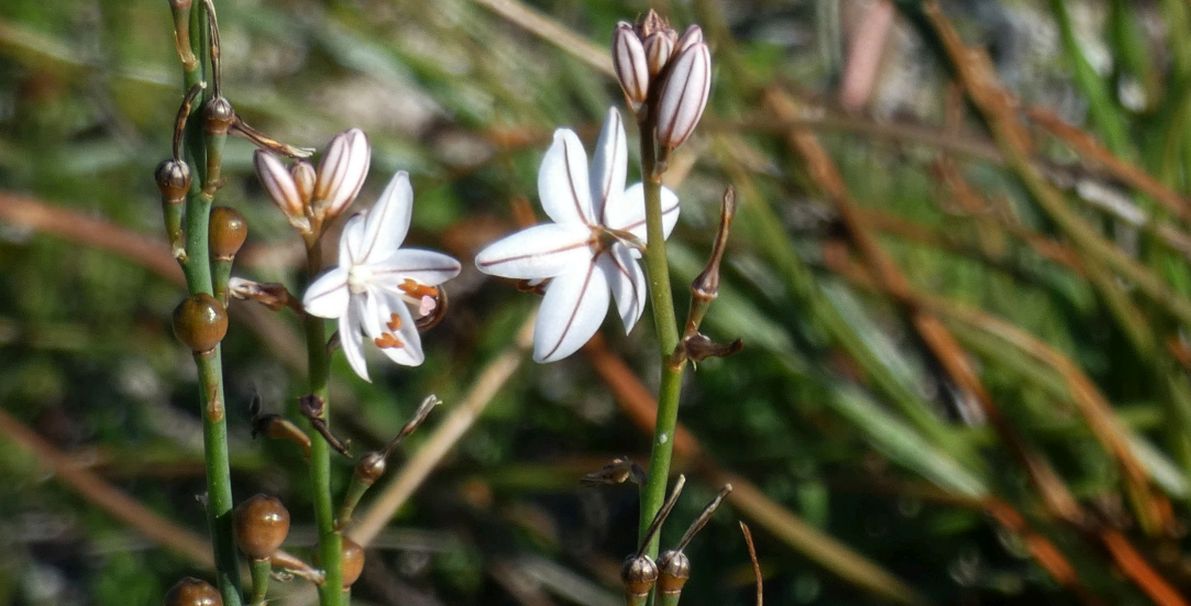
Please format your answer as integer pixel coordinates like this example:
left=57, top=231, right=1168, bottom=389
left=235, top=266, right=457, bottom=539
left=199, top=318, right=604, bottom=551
left=303, top=243, right=345, bottom=606
left=636, top=125, right=687, bottom=558
left=248, top=558, right=271, bottom=606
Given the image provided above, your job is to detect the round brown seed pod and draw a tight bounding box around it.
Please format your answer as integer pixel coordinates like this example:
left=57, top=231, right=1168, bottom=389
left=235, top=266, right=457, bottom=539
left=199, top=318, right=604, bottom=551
left=340, top=537, right=365, bottom=588
left=209, top=206, right=247, bottom=260
left=172, top=294, right=228, bottom=353
left=156, top=159, right=192, bottom=203
left=620, top=554, right=658, bottom=597
left=233, top=494, right=291, bottom=560
left=203, top=96, right=235, bottom=135
left=356, top=452, right=387, bottom=485
left=656, top=549, right=690, bottom=594
left=163, top=576, right=222, bottom=606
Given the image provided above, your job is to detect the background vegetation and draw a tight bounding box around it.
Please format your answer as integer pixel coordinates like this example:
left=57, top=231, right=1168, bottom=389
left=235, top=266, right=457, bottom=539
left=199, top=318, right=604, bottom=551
left=2, top=0, right=1191, bottom=604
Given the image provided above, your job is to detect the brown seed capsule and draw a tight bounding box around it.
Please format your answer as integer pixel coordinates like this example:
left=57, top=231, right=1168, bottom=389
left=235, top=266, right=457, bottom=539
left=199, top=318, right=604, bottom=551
left=340, top=537, right=365, bottom=588
left=209, top=206, right=248, bottom=260
left=656, top=550, right=691, bottom=595
left=172, top=293, right=228, bottom=353
left=203, top=96, right=235, bottom=136
left=356, top=451, right=387, bottom=485
left=233, top=494, right=291, bottom=560
left=621, top=554, right=659, bottom=598
left=163, top=576, right=222, bottom=606
left=155, top=159, right=192, bottom=203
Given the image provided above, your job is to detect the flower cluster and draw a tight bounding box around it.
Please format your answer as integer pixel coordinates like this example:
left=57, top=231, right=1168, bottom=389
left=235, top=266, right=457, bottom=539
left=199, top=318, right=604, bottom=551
left=255, top=130, right=461, bottom=382
left=613, top=10, right=711, bottom=151
left=475, top=108, right=679, bottom=362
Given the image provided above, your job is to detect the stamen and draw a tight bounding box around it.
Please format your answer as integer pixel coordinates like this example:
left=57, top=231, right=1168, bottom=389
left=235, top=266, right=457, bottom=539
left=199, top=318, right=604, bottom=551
left=386, top=312, right=402, bottom=332
left=373, top=332, right=404, bottom=349
left=398, top=278, right=439, bottom=300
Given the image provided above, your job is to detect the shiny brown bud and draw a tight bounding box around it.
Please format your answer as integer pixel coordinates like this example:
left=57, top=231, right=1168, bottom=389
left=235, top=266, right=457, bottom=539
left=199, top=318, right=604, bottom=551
left=155, top=159, right=191, bottom=203
left=233, top=494, right=291, bottom=560
left=172, top=293, right=228, bottom=353
left=203, top=96, right=235, bottom=135
left=209, top=206, right=248, bottom=260
left=356, top=451, right=387, bottom=485
left=340, top=537, right=365, bottom=588
left=656, top=550, right=691, bottom=595
left=164, top=577, right=222, bottom=606
left=620, top=554, right=658, bottom=597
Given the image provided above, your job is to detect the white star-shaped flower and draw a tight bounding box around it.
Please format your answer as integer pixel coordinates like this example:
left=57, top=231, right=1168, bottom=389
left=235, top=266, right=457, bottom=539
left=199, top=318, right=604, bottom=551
left=475, top=108, right=679, bottom=363
left=303, top=170, right=461, bottom=381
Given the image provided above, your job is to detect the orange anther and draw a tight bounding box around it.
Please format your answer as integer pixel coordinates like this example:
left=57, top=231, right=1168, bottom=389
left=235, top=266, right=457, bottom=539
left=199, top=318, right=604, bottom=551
left=399, top=278, right=439, bottom=300
left=386, top=312, right=402, bottom=332
left=373, top=332, right=404, bottom=349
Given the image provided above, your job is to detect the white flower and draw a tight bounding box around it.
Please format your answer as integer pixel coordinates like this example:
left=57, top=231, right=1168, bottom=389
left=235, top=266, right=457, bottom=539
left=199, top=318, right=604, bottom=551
left=303, top=171, right=461, bottom=381
left=475, top=108, right=679, bottom=363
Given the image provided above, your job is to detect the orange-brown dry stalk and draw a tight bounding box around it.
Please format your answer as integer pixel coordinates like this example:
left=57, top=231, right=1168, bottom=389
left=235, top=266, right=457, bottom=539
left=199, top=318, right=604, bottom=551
left=763, top=87, right=1088, bottom=525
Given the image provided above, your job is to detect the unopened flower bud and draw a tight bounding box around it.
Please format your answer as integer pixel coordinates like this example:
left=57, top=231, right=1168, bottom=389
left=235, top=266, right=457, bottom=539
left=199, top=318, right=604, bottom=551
left=155, top=159, right=191, bottom=203
left=203, top=96, right=235, bottom=136
left=313, top=128, right=370, bottom=220
left=621, top=554, right=659, bottom=599
left=656, top=550, right=691, bottom=595
left=643, top=31, right=675, bottom=76
left=612, top=22, right=649, bottom=109
left=172, top=293, right=228, bottom=353
left=233, top=494, right=291, bottom=560
left=254, top=150, right=310, bottom=233
left=637, top=9, right=668, bottom=38
left=340, top=537, right=365, bottom=588
left=209, top=206, right=247, bottom=260
left=675, top=25, right=703, bottom=54
left=164, top=577, right=221, bottom=606
left=291, top=161, right=316, bottom=206
left=655, top=40, right=711, bottom=151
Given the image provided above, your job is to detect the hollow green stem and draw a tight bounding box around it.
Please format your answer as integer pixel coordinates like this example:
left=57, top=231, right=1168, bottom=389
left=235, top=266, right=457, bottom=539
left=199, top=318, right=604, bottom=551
left=303, top=242, right=345, bottom=606
left=248, top=558, right=271, bottom=606
left=636, top=125, right=687, bottom=559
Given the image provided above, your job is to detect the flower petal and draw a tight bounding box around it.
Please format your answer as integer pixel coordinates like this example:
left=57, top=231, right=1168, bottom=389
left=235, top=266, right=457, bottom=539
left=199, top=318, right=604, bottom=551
left=539, top=129, right=595, bottom=225
left=340, top=297, right=370, bottom=382
left=533, top=261, right=610, bottom=363
left=356, top=170, right=414, bottom=263
left=368, top=249, right=461, bottom=286
left=339, top=212, right=367, bottom=266
left=604, top=182, right=680, bottom=241
left=475, top=223, right=592, bottom=279
left=365, top=288, right=424, bottom=367
left=598, top=244, right=647, bottom=333
left=591, top=108, right=628, bottom=224
left=303, top=267, right=350, bottom=319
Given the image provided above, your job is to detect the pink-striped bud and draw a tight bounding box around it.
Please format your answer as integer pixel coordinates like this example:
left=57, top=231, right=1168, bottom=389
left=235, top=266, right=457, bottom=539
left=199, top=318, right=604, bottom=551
left=254, top=150, right=311, bottom=234
left=291, top=161, right=316, bottom=206
left=655, top=41, right=711, bottom=150
left=675, top=25, right=703, bottom=54
left=612, top=22, right=649, bottom=110
left=643, top=30, right=675, bottom=76
left=313, top=128, right=370, bottom=220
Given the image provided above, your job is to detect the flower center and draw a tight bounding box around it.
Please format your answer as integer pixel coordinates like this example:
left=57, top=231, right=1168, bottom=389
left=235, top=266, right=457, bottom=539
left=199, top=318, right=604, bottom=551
left=347, top=264, right=373, bottom=294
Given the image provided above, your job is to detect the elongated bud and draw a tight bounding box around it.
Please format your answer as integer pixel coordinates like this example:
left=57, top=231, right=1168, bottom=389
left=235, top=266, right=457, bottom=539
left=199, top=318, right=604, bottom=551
left=254, top=150, right=311, bottom=234
left=340, top=537, right=365, bottom=588
left=233, top=494, right=291, bottom=560
left=675, top=25, right=703, bottom=54
left=637, top=9, right=668, bottom=38
left=621, top=555, right=658, bottom=604
left=655, top=41, right=711, bottom=151
left=313, top=128, right=370, bottom=221
left=291, top=161, right=316, bottom=207
left=613, top=22, right=649, bottom=110
left=203, top=96, right=235, bottom=136
left=164, top=577, right=221, bottom=606
left=209, top=206, right=247, bottom=260
left=173, top=294, right=228, bottom=353
left=656, top=550, right=691, bottom=596
left=644, top=31, right=674, bottom=77
left=156, top=159, right=191, bottom=203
